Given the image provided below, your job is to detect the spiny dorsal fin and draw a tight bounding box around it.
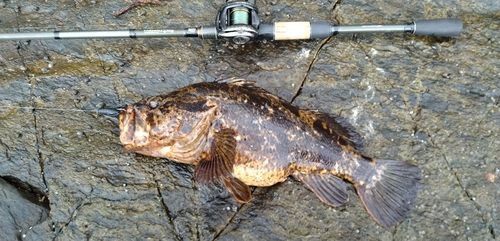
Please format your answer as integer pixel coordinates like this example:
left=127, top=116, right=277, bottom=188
left=298, top=109, right=363, bottom=150
left=194, top=128, right=252, bottom=202
left=215, top=78, right=257, bottom=87
left=293, top=172, right=348, bottom=207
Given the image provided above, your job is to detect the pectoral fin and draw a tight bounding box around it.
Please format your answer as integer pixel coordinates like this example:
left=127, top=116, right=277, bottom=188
left=194, top=128, right=252, bottom=202
left=293, top=172, right=348, bottom=207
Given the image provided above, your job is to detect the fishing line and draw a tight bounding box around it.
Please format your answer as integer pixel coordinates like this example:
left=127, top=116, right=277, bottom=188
left=0, top=106, right=122, bottom=116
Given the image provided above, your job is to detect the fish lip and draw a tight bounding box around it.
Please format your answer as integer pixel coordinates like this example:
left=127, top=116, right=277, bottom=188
left=118, top=105, right=136, bottom=145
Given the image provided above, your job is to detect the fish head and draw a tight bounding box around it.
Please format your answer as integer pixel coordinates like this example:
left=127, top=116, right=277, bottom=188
left=119, top=101, right=180, bottom=148
left=119, top=95, right=217, bottom=163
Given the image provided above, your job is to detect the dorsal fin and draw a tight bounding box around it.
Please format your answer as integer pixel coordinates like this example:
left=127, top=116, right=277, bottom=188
left=215, top=78, right=257, bottom=87
left=298, top=109, right=363, bottom=150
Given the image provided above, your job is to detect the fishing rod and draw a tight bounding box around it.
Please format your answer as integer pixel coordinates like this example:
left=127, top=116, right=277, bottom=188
left=0, top=0, right=462, bottom=44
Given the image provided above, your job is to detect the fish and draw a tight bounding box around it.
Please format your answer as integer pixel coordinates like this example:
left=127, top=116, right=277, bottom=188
left=118, top=78, right=421, bottom=227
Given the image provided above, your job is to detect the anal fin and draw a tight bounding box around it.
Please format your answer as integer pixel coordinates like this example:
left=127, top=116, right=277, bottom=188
left=293, top=172, right=348, bottom=207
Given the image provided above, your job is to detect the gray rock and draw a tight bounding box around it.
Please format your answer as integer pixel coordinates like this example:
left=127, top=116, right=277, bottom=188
left=0, top=178, right=50, bottom=240
left=0, top=0, right=498, bottom=240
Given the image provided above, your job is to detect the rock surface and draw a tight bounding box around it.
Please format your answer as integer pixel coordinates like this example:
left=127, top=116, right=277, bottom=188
left=0, top=0, right=498, bottom=240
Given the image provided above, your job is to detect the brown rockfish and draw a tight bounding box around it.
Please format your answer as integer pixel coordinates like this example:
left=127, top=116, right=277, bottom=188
left=119, top=78, right=421, bottom=227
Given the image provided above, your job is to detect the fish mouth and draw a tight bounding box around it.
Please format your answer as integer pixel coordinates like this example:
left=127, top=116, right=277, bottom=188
left=119, top=104, right=153, bottom=147
left=118, top=105, right=136, bottom=145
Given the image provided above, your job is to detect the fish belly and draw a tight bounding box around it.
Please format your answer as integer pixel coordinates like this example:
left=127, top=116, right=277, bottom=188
left=232, top=161, right=290, bottom=187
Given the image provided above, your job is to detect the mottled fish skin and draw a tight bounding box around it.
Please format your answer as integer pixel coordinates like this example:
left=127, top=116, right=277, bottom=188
left=119, top=79, right=421, bottom=228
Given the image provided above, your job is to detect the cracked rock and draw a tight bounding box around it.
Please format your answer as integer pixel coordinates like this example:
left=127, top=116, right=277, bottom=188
left=0, top=0, right=499, bottom=240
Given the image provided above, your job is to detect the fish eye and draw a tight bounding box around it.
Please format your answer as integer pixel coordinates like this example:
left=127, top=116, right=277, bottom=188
left=149, top=100, right=159, bottom=109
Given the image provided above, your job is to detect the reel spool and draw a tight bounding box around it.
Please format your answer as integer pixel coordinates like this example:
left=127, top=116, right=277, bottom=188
left=216, top=1, right=260, bottom=44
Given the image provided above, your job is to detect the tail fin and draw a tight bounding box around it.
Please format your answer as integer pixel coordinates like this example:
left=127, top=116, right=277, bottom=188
left=356, top=159, right=421, bottom=227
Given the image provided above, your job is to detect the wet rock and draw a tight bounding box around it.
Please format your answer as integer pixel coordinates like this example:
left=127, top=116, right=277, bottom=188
left=0, top=178, right=50, bottom=240
left=0, top=0, right=499, bottom=240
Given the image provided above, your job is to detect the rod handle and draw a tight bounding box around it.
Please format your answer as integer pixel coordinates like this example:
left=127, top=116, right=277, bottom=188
left=413, top=18, right=462, bottom=37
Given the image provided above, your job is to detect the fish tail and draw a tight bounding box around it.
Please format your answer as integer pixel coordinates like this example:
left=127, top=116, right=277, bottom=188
left=355, top=159, right=421, bottom=227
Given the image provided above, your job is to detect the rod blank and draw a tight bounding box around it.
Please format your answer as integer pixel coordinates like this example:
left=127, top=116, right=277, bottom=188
left=0, top=27, right=218, bottom=40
